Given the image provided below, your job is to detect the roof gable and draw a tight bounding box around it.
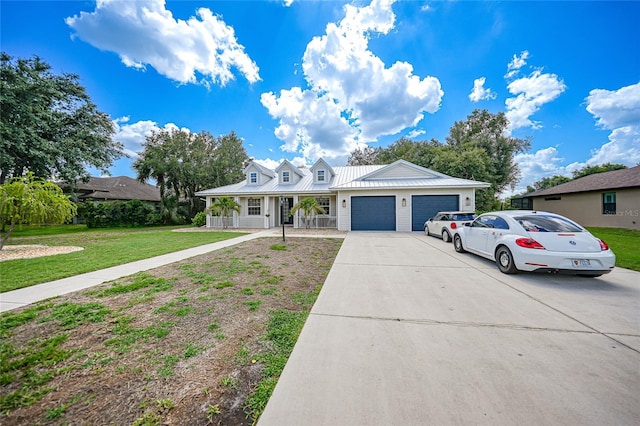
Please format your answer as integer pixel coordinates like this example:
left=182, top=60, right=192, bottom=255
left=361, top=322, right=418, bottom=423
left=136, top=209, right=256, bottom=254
left=357, top=160, right=448, bottom=181
left=310, top=158, right=335, bottom=177
left=275, top=159, right=304, bottom=177
left=244, top=161, right=275, bottom=178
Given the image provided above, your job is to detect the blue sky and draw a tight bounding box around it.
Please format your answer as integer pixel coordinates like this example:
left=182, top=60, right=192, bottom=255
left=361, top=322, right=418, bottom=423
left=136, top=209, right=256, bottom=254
left=2, top=0, right=639, bottom=195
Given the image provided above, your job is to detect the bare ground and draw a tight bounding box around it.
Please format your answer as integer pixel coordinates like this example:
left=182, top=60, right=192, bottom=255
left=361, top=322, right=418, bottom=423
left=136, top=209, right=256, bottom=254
left=0, top=236, right=343, bottom=425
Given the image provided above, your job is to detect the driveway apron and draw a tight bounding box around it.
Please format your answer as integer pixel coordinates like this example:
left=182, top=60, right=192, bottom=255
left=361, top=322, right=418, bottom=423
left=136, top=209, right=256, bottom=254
left=259, top=232, right=640, bottom=426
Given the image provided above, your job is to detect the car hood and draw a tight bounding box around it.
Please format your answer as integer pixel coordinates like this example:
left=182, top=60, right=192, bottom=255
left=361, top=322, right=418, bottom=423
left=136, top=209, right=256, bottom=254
left=527, top=231, right=602, bottom=253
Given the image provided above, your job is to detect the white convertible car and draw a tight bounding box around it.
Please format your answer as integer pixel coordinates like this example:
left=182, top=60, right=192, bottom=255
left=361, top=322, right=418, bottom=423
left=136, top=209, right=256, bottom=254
left=452, top=210, right=616, bottom=276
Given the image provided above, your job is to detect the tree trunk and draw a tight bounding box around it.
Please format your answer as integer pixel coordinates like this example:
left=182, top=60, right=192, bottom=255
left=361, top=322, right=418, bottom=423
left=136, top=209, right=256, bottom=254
left=0, top=222, right=15, bottom=250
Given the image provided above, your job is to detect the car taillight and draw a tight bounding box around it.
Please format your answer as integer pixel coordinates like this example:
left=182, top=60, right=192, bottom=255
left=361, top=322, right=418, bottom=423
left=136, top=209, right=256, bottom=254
left=598, top=239, right=609, bottom=251
left=515, top=238, right=545, bottom=250
left=451, top=222, right=457, bottom=229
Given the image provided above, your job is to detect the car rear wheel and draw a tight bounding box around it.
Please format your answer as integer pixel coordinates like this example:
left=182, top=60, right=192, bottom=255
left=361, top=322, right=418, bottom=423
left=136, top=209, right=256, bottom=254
left=453, top=234, right=465, bottom=253
left=496, top=246, right=518, bottom=274
left=442, top=229, right=451, bottom=242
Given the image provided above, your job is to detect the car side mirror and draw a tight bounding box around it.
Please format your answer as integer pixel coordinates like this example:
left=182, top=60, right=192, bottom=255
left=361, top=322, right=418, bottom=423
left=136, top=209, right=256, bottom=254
left=464, top=222, right=471, bottom=227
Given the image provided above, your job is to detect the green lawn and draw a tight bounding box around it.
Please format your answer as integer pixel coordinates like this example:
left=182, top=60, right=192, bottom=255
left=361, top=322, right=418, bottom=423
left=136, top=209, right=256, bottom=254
left=587, top=227, right=640, bottom=272
left=0, top=226, right=246, bottom=293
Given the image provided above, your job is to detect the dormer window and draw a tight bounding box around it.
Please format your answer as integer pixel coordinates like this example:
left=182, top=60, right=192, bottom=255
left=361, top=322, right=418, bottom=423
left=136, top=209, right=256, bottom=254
left=317, top=170, right=325, bottom=182
left=282, top=171, right=290, bottom=183
left=250, top=172, right=257, bottom=184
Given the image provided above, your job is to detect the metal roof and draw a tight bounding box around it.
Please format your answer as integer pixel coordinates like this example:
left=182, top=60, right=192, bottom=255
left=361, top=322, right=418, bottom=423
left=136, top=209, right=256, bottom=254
left=196, top=160, right=490, bottom=196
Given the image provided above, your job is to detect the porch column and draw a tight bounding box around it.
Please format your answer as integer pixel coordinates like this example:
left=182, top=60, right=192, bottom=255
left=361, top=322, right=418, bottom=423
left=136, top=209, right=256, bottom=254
left=234, top=196, right=240, bottom=228
left=264, top=195, right=270, bottom=229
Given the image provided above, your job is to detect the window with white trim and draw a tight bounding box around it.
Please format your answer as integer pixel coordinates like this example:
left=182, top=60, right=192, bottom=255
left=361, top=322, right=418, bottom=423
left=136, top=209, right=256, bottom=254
left=603, top=192, right=616, bottom=215
left=249, top=172, right=257, bottom=184
left=317, top=169, right=325, bottom=182
left=248, top=198, right=261, bottom=215
left=316, top=197, right=330, bottom=215
left=282, top=171, right=290, bottom=183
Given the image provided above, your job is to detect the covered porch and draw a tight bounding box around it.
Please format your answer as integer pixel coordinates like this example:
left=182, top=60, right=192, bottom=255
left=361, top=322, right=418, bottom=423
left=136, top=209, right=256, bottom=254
left=205, top=194, right=338, bottom=229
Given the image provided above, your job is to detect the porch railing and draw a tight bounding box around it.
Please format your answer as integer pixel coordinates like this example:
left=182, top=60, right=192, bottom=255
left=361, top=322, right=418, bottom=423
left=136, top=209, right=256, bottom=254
left=298, top=215, right=337, bottom=229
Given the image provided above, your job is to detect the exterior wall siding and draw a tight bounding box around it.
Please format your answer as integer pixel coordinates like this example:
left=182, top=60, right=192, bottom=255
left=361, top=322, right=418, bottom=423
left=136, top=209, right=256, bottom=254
left=337, top=188, right=475, bottom=231
left=532, top=188, right=640, bottom=230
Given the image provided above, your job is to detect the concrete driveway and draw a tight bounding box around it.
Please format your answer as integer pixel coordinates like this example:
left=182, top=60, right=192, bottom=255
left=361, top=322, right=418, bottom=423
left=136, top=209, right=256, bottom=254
left=259, top=232, right=640, bottom=425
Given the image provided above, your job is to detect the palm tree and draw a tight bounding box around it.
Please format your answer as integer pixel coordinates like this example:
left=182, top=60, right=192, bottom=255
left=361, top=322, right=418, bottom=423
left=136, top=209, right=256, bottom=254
left=207, top=196, right=240, bottom=229
left=290, top=197, right=325, bottom=229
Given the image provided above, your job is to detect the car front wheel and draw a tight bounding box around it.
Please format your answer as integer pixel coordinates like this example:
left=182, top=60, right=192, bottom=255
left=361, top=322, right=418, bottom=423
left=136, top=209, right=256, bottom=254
left=424, top=225, right=430, bottom=236
left=453, top=234, right=465, bottom=253
left=496, top=246, right=518, bottom=274
left=442, top=229, right=451, bottom=242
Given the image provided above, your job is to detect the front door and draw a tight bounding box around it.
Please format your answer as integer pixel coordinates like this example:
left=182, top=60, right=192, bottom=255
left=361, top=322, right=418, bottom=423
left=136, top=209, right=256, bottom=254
left=280, top=197, right=294, bottom=225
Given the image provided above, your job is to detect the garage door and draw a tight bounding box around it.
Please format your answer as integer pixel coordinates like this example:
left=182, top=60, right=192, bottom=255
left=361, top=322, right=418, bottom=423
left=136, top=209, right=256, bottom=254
left=411, top=195, right=459, bottom=231
left=351, top=196, right=396, bottom=231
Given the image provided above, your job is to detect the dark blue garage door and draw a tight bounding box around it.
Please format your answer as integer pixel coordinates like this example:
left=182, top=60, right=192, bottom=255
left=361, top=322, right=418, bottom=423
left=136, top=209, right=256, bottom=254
left=411, top=195, right=459, bottom=231
left=351, top=196, right=396, bottom=231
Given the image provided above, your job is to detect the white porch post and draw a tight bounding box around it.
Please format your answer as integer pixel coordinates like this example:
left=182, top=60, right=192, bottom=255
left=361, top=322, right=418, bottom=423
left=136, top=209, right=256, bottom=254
left=234, top=196, right=240, bottom=228
left=264, top=195, right=269, bottom=228
left=206, top=197, right=211, bottom=227
left=293, top=195, right=299, bottom=228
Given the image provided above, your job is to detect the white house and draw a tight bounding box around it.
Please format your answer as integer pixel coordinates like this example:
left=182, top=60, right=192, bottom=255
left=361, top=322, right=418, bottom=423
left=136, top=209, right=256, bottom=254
left=195, top=159, right=490, bottom=232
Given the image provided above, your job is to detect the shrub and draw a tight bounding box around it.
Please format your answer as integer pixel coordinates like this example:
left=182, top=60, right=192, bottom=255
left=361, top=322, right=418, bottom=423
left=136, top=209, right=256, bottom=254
left=191, top=211, right=206, bottom=227
left=82, top=200, right=162, bottom=228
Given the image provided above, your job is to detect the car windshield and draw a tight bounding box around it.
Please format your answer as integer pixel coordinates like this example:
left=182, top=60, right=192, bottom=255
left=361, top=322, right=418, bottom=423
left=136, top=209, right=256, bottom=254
left=451, top=214, right=476, bottom=221
left=515, top=215, right=583, bottom=233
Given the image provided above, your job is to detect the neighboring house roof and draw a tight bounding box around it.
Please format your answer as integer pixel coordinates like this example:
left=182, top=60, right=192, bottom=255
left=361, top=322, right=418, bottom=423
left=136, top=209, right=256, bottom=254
left=527, top=166, right=640, bottom=197
left=195, top=159, right=490, bottom=196
left=59, top=176, right=161, bottom=202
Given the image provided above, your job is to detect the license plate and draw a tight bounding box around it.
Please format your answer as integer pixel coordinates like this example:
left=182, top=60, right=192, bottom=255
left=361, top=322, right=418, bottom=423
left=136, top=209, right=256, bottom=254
left=572, top=259, right=592, bottom=268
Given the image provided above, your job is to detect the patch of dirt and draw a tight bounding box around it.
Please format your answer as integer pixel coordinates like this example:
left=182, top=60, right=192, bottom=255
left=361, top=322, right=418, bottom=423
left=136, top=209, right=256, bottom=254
left=0, top=245, right=84, bottom=262
left=0, top=237, right=342, bottom=425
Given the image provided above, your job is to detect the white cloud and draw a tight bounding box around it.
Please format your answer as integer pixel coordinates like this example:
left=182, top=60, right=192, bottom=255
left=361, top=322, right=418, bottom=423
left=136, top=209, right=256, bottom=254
left=469, top=77, right=496, bottom=102
left=584, top=82, right=640, bottom=166
left=112, top=117, right=184, bottom=157
left=586, top=126, right=640, bottom=165
left=66, top=0, right=260, bottom=86
left=505, top=69, right=566, bottom=134
left=261, top=0, right=443, bottom=164
left=585, top=82, right=640, bottom=130
left=407, top=129, right=426, bottom=139
left=505, top=50, right=529, bottom=79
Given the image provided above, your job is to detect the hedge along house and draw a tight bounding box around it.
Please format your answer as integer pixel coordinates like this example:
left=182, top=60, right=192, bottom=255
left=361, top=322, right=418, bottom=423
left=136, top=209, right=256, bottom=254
left=195, top=159, right=490, bottom=232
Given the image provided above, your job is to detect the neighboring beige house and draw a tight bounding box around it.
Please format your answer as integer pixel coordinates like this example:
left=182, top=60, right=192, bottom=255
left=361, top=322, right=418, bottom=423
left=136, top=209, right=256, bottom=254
left=195, top=158, right=490, bottom=232
left=513, top=166, right=640, bottom=230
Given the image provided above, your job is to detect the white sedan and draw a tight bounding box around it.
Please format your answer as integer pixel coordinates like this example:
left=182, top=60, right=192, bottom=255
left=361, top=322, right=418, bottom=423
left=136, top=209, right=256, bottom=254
left=452, top=210, right=616, bottom=276
left=424, top=211, right=477, bottom=242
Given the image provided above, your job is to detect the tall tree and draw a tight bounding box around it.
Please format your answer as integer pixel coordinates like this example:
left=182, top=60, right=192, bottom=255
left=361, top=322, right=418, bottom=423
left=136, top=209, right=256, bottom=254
left=347, top=146, right=380, bottom=165
left=375, top=137, right=441, bottom=167
left=0, top=173, right=76, bottom=249
left=134, top=129, right=249, bottom=217
left=531, top=175, right=572, bottom=191
left=445, top=109, right=530, bottom=209
left=572, top=163, right=627, bottom=179
left=0, top=53, right=123, bottom=183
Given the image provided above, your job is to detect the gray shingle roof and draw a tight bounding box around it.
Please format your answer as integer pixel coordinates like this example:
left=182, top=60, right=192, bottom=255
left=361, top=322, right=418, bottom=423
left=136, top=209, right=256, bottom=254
left=530, top=166, right=640, bottom=197
left=58, top=176, right=161, bottom=202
